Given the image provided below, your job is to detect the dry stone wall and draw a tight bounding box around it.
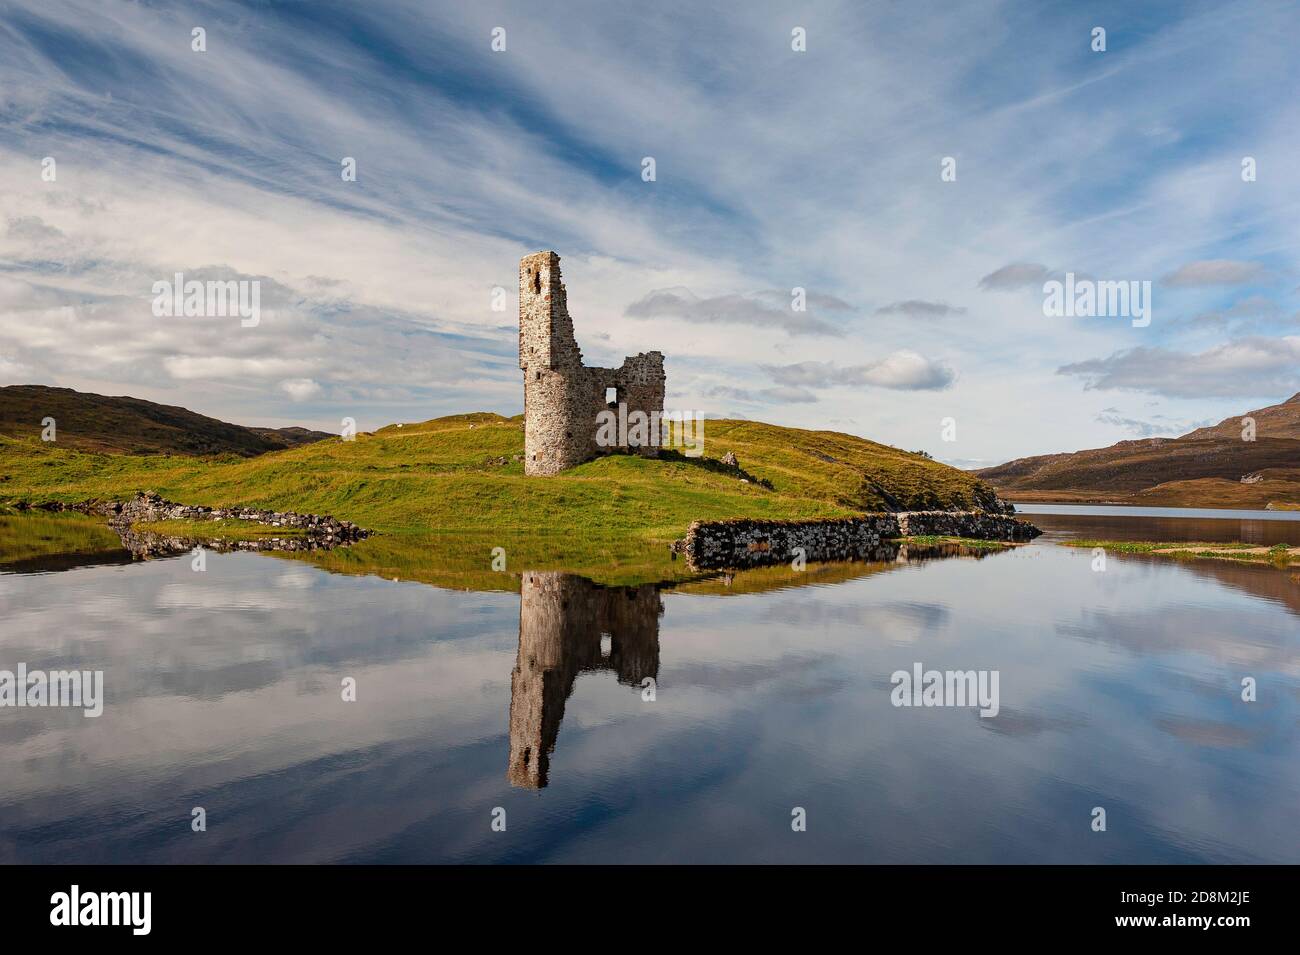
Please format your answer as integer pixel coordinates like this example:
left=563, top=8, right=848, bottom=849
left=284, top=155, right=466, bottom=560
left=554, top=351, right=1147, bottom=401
left=895, top=510, right=1041, bottom=540
left=682, top=511, right=1040, bottom=569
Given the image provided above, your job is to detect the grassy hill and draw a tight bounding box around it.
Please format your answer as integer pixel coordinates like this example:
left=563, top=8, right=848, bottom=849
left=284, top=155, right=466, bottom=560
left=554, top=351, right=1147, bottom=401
left=0, top=410, right=1006, bottom=585
left=0, top=385, right=331, bottom=455
left=1180, top=393, right=1300, bottom=441
left=977, top=393, right=1300, bottom=509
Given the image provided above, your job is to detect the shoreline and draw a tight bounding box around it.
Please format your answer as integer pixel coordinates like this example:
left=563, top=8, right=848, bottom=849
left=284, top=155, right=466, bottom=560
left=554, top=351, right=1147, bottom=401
left=1061, top=538, right=1300, bottom=569
left=1001, top=491, right=1300, bottom=511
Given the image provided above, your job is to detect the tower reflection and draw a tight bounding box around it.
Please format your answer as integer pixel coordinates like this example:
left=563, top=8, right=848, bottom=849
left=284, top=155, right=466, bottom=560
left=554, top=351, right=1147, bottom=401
left=508, top=572, right=663, bottom=788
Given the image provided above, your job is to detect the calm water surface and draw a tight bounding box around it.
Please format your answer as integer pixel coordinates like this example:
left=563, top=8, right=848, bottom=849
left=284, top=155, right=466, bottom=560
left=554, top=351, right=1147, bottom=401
left=1, top=506, right=1296, bottom=863
left=1018, top=502, right=1300, bottom=546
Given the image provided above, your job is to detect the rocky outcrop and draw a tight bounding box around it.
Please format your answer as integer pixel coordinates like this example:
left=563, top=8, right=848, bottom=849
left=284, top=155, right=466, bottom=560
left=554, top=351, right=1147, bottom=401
left=679, top=511, right=1040, bottom=570
left=22, top=490, right=370, bottom=547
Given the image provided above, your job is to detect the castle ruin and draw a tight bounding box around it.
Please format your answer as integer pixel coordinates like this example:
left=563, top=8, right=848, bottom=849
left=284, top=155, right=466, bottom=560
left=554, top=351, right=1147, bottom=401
left=519, top=251, right=665, bottom=476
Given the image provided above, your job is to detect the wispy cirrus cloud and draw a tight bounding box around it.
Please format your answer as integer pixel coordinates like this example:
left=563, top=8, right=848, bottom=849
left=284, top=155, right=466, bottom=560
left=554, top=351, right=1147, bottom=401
left=1, top=0, right=1298, bottom=460
left=703, top=384, right=818, bottom=404
left=624, top=288, right=847, bottom=336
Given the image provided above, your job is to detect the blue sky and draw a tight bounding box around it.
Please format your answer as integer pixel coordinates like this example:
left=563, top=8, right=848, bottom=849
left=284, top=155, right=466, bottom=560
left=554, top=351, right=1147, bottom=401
left=1, top=0, right=1298, bottom=465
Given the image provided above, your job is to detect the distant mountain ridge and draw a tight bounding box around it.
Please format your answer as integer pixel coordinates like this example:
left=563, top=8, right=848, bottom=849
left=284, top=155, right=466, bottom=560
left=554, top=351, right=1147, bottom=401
left=0, top=385, right=331, bottom=456
left=977, top=393, right=1300, bottom=509
left=1179, top=392, right=1300, bottom=441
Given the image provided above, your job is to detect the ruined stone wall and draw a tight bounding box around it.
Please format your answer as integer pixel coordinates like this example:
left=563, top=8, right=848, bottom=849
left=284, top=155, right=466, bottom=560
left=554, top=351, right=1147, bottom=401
left=588, top=352, right=666, bottom=456
left=683, top=516, right=901, bottom=570
left=681, top=512, right=1041, bottom=569
left=37, top=491, right=370, bottom=543
left=519, top=251, right=665, bottom=476
left=895, top=510, right=1041, bottom=540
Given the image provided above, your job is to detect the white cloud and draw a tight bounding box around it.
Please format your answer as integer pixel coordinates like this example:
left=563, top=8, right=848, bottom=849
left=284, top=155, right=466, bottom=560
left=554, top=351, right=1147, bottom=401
left=6, top=215, right=64, bottom=243
left=279, top=378, right=323, bottom=402
left=0, top=0, right=1297, bottom=458
left=0, top=353, right=33, bottom=382
left=1059, top=337, right=1300, bottom=398
left=764, top=352, right=955, bottom=392
left=165, top=356, right=315, bottom=381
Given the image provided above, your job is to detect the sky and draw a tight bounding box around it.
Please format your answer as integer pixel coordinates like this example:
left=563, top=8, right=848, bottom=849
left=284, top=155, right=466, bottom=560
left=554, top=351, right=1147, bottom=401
left=1, top=0, right=1298, bottom=467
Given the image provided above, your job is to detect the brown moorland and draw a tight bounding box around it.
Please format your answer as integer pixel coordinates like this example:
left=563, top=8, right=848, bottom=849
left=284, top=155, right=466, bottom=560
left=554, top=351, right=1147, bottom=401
left=976, top=393, right=1300, bottom=509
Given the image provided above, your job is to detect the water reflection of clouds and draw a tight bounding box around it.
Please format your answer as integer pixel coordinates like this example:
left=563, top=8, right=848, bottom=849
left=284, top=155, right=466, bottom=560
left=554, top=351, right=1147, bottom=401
left=976, top=706, right=1088, bottom=738
left=1155, top=716, right=1259, bottom=748
left=0, top=538, right=1296, bottom=863
left=762, top=599, right=951, bottom=638
left=1058, top=605, right=1299, bottom=675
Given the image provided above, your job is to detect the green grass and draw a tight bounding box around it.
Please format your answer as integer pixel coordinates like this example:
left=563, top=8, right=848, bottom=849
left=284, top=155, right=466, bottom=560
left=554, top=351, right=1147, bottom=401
left=1064, top=539, right=1171, bottom=554
left=901, top=535, right=1012, bottom=550
left=0, top=412, right=1005, bottom=584
left=1063, top=538, right=1300, bottom=568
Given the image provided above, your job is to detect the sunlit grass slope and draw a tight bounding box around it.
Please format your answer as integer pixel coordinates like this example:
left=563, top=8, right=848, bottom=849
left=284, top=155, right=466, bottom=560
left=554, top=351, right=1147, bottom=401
left=0, top=413, right=1002, bottom=584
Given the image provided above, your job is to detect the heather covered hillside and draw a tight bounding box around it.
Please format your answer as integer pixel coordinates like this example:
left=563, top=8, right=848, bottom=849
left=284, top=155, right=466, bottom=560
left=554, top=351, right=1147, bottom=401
left=0, top=385, right=331, bottom=456
left=977, top=394, right=1300, bottom=509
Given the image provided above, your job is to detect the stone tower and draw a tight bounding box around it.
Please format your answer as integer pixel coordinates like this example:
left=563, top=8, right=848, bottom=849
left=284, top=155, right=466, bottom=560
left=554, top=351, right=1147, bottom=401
left=519, top=251, right=666, bottom=476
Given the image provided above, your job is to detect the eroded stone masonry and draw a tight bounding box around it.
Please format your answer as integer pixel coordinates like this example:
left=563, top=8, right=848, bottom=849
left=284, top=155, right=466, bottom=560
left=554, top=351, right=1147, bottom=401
left=520, top=251, right=665, bottom=476
left=680, top=512, right=1041, bottom=570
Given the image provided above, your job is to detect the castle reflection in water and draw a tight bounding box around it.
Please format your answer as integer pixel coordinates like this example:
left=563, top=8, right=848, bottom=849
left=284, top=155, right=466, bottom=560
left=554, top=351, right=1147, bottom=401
left=508, top=573, right=663, bottom=788
left=504, top=541, right=979, bottom=788
left=0, top=518, right=1005, bottom=793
